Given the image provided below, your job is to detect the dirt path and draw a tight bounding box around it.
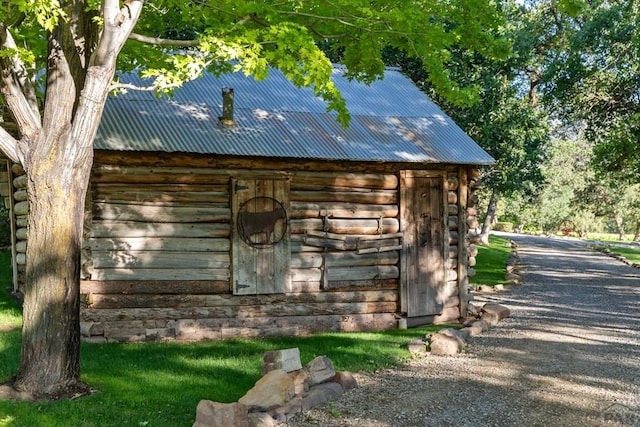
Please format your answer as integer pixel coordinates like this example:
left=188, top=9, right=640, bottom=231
left=284, top=234, right=640, bottom=427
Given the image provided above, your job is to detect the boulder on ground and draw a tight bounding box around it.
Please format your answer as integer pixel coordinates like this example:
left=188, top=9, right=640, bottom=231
left=407, top=338, right=427, bottom=354
left=262, top=348, right=302, bottom=375
left=481, top=303, right=511, bottom=326
left=239, top=370, right=294, bottom=411
left=193, top=400, right=249, bottom=427
left=429, top=330, right=465, bottom=356
left=305, top=356, right=336, bottom=386
left=331, top=371, right=358, bottom=391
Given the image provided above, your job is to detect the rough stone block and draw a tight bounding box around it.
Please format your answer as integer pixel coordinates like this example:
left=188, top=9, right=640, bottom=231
left=247, top=412, right=277, bottom=427
left=463, top=320, right=488, bottom=337
left=331, top=371, right=358, bottom=392
left=481, top=303, right=511, bottom=326
left=301, top=382, right=344, bottom=411
left=407, top=338, right=427, bottom=354
left=305, top=356, right=336, bottom=386
left=289, top=369, right=309, bottom=396
left=429, top=331, right=464, bottom=356
left=268, top=395, right=302, bottom=420
left=193, top=400, right=249, bottom=427
left=239, top=370, right=295, bottom=411
left=262, top=348, right=302, bottom=375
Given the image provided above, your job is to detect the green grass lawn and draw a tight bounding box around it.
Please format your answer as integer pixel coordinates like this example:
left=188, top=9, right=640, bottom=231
left=593, top=244, right=640, bottom=264
left=0, top=250, right=447, bottom=427
left=469, top=235, right=513, bottom=287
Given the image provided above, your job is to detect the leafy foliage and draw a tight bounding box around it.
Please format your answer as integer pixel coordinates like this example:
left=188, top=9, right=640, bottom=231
left=543, top=0, right=640, bottom=181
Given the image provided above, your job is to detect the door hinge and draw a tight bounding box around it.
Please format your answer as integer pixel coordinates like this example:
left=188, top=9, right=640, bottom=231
left=235, top=281, right=250, bottom=291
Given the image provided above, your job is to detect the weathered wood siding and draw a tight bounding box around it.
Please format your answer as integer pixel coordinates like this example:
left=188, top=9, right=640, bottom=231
left=8, top=152, right=477, bottom=342
left=80, top=156, right=402, bottom=342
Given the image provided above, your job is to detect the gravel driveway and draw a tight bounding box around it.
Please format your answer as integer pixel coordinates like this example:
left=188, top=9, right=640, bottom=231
left=284, top=234, right=640, bottom=427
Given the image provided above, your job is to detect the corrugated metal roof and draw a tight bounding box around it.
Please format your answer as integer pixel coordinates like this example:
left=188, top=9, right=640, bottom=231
left=95, top=66, right=494, bottom=165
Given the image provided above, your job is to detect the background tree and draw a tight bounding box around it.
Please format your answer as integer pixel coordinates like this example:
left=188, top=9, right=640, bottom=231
left=0, top=0, right=508, bottom=399
left=384, top=0, right=549, bottom=244
left=543, top=0, right=640, bottom=182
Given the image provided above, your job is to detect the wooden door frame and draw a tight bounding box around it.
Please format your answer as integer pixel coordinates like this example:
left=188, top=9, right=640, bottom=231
left=399, top=170, right=449, bottom=317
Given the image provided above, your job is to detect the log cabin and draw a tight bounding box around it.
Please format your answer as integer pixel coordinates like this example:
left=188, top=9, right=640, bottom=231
left=1, top=66, right=493, bottom=342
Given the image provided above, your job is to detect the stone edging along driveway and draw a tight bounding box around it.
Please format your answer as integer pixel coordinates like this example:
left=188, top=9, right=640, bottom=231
left=283, top=233, right=640, bottom=427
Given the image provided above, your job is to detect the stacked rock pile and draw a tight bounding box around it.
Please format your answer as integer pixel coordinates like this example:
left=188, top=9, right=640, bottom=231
left=193, top=348, right=357, bottom=427
left=408, top=302, right=511, bottom=356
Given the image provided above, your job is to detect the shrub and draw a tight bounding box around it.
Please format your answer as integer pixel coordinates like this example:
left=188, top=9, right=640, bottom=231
left=493, top=222, right=513, bottom=232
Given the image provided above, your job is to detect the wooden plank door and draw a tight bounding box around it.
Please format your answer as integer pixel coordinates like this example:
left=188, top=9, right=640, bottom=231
left=231, top=178, right=290, bottom=295
left=401, top=171, right=446, bottom=319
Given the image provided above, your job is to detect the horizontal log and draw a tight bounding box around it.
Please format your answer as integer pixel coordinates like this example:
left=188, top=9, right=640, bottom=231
left=91, top=221, right=231, bottom=238
left=447, top=175, right=459, bottom=191
left=13, top=189, right=27, bottom=202
left=14, top=201, right=28, bottom=215
left=292, top=171, right=398, bottom=190
left=16, top=228, right=27, bottom=240
left=91, top=165, right=232, bottom=184
left=291, top=190, right=397, bottom=205
left=291, top=265, right=399, bottom=282
left=302, top=236, right=353, bottom=251
left=290, top=202, right=398, bottom=219
left=468, top=244, right=478, bottom=257
left=94, top=202, right=231, bottom=223
left=16, top=253, right=25, bottom=265
left=16, top=217, right=27, bottom=227
left=11, top=164, right=24, bottom=175
left=81, top=280, right=230, bottom=295
left=91, top=268, right=230, bottom=281
left=449, top=231, right=458, bottom=245
left=448, top=204, right=458, bottom=216
left=13, top=174, right=27, bottom=189
left=468, top=256, right=476, bottom=267
left=81, top=301, right=398, bottom=322
left=91, top=251, right=230, bottom=269
left=290, top=279, right=398, bottom=293
left=448, top=216, right=458, bottom=228
left=85, top=313, right=399, bottom=341
left=446, top=269, right=458, bottom=282
left=291, top=218, right=399, bottom=235
left=90, top=237, right=231, bottom=252
left=16, top=241, right=26, bottom=253
left=291, top=251, right=399, bottom=269
left=433, top=306, right=460, bottom=324
left=92, top=188, right=229, bottom=204
left=87, top=289, right=398, bottom=309
left=356, top=245, right=402, bottom=254
left=443, top=295, right=460, bottom=309
left=448, top=191, right=457, bottom=204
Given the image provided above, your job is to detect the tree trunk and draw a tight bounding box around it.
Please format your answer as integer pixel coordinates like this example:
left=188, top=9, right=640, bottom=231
left=633, top=221, right=640, bottom=243
left=479, top=191, right=498, bottom=245
left=1, top=0, right=143, bottom=398
left=613, top=211, right=625, bottom=241
left=13, top=144, right=91, bottom=397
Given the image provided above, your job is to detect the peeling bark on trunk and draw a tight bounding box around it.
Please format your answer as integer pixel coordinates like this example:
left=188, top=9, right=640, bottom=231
left=14, top=146, right=91, bottom=397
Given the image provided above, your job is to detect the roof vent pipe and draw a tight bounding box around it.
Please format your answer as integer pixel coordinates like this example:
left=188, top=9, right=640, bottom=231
left=220, top=87, right=234, bottom=126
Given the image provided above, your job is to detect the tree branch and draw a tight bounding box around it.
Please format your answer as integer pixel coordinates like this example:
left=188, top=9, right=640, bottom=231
left=0, top=126, right=21, bottom=164
left=0, top=25, right=41, bottom=137
left=128, top=32, right=200, bottom=47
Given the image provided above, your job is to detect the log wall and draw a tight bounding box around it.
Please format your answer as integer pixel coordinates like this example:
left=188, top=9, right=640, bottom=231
left=10, top=152, right=478, bottom=342
left=80, top=158, right=402, bottom=342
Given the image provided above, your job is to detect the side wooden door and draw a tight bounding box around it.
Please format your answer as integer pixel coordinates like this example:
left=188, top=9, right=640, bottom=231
left=231, top=178, right=290, bottom=295
left=400, top=171, right=446, bottom=321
